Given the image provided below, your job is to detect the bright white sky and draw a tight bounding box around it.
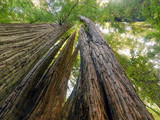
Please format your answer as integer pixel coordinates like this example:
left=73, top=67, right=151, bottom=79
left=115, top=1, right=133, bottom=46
left=32, top=0, right=40, bottom=6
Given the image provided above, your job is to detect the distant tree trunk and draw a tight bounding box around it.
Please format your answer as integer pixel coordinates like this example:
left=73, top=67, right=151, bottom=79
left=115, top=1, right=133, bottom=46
left=57, top=16, right=154, bottom=120
left=0, top=23, right=70, bottom=105
left=28, top=32, right=77, bottom=120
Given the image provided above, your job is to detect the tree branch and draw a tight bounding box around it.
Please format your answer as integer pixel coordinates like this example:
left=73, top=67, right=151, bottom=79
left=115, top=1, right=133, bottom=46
left=61, top=1, right=97, bottom=24
left=61, top=1, right=79, bottom=24
left=146, top=105, right=160, bottom=116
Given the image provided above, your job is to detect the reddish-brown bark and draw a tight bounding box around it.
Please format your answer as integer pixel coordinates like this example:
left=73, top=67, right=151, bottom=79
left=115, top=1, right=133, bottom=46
left=0, top=35, right=71, bottom=119
left=57, top=16, right=154, bottom=120
left=0, top=23, right=70, bottom=105
left=28, top=32, right=77, bottom=120
left=0, top=23, right=70, bottom=119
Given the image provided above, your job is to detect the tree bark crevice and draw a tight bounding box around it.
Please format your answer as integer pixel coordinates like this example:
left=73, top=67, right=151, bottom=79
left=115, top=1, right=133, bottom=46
left=28, top=32, right=77, bottom=120
left=0, top=23, right=70, bottom=119
left=57, top=16, right=154, bottom=120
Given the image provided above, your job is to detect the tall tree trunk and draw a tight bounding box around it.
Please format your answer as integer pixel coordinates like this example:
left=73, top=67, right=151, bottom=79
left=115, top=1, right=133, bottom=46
left=0, top=34, right=70, bottom=119
left=28, top=32, right=77, bottom=120
left=0, top=23, right=70, bottom=105
left=57, top=16, right=154, bottom=120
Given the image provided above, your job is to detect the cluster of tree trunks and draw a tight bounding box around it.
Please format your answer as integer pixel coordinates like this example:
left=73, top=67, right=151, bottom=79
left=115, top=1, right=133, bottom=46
left=0, top=23, right=70, bottom=105
left=28, top=32, right=77, bottom=120
left=0, top=24, right=79, bottom=119
left=56, top=16, right=154, bottom=120
left=0, top=31, right=78, bottom=120
left=0, top=17, right=154, bottom=120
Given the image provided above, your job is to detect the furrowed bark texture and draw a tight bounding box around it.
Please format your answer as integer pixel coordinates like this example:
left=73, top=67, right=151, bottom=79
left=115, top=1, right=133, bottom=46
left=57, top=16, right=154, bottom=120
left=28, top=32, right=77, bottom=120
left=0, top=35, right=70, bottom=119
left=0, top=23, right=70, bottom=105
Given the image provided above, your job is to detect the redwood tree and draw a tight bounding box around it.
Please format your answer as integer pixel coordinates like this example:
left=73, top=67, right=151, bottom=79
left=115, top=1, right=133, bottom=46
left=28, top=32, right=77, bottom=120
left=0, top=23, right=70, bottom=119
left=57, top=16, right=154, bottom=120
left=0, top=32, right=78, bottom=120
left=0, top=0, right=159, bottom=119
left=0, top=23, right=70, bottom=106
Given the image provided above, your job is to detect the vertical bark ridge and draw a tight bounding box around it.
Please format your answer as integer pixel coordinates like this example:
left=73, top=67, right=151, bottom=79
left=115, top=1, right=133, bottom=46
left=57, top=27, right=108, bottom=120
left=79, top=16, right=154, bottom=120
left=0, top=23, right=70, bottom=105
left=28, top=32, right=76, bottom=120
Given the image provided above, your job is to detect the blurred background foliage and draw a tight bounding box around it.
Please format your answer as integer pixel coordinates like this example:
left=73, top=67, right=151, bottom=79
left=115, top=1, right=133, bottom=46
left=0, top=0, right=160, bottom=119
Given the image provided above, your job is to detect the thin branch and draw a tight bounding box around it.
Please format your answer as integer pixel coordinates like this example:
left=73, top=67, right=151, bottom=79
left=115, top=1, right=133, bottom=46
left=61, top=1, right=79, bottom=24
left=146, top=105, right=160, bottom=116
left=61, top=1, right=98, bottom=24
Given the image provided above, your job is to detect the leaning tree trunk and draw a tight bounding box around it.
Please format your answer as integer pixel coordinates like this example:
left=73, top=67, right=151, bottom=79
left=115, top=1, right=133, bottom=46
left=28, top=32, right=78, bottom=120
left=0, top=34, right=71, bottom=119
left=0, top=23, right=70, bottom=105
left=57, top=16, right=154, bottom=120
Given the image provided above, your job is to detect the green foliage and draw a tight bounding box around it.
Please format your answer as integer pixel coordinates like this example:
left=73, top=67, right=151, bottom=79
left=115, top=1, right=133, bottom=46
left=142, top=0, right=160, bottom=29
left=0, top=0, right=12, bottom=23
left=0, top=0, right=54, bottom=23
left=126, top=55, right=159, bottom=104
left=1, top=0, right=160, bottom=118
left=46, top=0, right=105, bottom=25
left=0, top=0, right=107, bottom=24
